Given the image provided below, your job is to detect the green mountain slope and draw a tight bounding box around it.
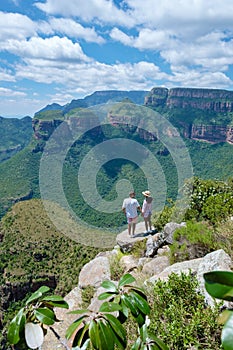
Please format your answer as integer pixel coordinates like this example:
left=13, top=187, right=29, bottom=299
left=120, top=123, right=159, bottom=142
left=0, top=116, right=33, bottom=162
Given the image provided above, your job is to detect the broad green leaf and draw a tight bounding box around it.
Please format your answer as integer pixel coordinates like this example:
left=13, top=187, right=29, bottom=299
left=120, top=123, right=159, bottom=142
left=7, top=308, right=25, bottom=344
left=130, top=291, right=150, bottom=315
left=222, top=313, right=233, bottom=350
left=89, top=319, right=101, bottom=349
left=131, top=286, right=148, bottom=298
left=135, top=313, right=146, bottom=328
left=101, top=280, right=118, bottom=292
left=99, top=301, right=122, bottom=313
left=131, top=337, right=142, bottom=350
left=43, top=299, right=69, bottom=309
left=26, top=286, right=50, bottom=305
left=118, top=273, right=135, bottom=287
left=72, top=323, right=89, bottom=348
left=65, top=315, right=87, bottom=340
left=25, top=322, right=44, bottom=349
left=42, top=295, right=69, bottom=308
left=219, top=310, right=233, bottom=325
left=98, top=319, right=116, bottom=350
left=204, top=271, right=233, bottom=301
left=147, top=333, right=170, bottom=350
left=34, top=307, right=55, bottom=325
left=98, top=292, right=116, bottom=300
left=139, top=324, right=148, bottom=342
left=68, top=309, right=90, bottom=315
left=120, top=298, right=129, bottom=315
left=104, top=313, right=126, bottom=344
left=121, top=294, right=139, bottom=317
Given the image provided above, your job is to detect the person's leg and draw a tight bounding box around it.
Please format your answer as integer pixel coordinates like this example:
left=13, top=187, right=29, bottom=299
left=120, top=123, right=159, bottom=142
left=132, top=223, right=136, bottom=235
left=148, top=214, right=152, bottom=231
left=144, top=218, right=148, bottom=232
left=128, top=223, right=131, bottom=236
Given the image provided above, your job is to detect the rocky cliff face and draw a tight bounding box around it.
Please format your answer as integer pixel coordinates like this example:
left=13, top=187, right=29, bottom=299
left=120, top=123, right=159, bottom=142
left=145, top=87, right=233, bottom=112
left=32, top=113, right=101, bottom=145
left=32, top=87, right=233, bottom=145
left=145, top=87, right=233, bottom=144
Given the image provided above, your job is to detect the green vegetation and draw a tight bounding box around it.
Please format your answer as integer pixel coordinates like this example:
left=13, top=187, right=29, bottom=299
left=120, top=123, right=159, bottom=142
left=7, top=274, right=168, bottom=350
left=34, top=109, right=64, bottom=120
left=0, top=199, right=102, bottom=291
left=0, top=199, right=104, bottom=348
left=149, top=272, right=222, bottom=349
left=204, top=270, right=233, bottom=350
left=168, top=220, right=219, bottom=264
left=153, top=177, right=233, bottom=229
left=7, top=272, right=227, bottom=350
left=0, top=116, right=32, bottom=156
left=7, top=286, right=68, bottom=350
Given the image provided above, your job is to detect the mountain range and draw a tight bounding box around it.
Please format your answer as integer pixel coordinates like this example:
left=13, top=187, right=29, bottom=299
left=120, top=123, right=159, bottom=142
left=0, top=86, right=233, bottom=224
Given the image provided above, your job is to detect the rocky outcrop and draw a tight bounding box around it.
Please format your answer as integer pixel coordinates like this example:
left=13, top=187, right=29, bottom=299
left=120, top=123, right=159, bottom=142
left=191, top=124, right=233, bottom=144
left=41, top=221, right=233, bottom=349
left=145, top=87, right=233, bottom=112
left=32, top=119, right=64, bottom=141
left=145, top=87, right=233, bottom=144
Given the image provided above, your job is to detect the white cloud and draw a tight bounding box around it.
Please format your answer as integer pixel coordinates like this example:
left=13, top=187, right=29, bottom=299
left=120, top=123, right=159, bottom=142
left=169, top=68, right=232, bottom=89
left=13, top=56, right=168, bottom=92
left=1, top=36, right=91, bottom=62
left=126, top=0, right=233, bottom=35
left=0, top=68, right=16, bottom=82
left=0, top=87, right=26, bottom=97
left=110, top=27, right=174, bottom=50
left=48, top=18, right=105, bottom=43
left=110, top=28, right=134, bottom=46
left=0, top=11, right=37, bottom=40
left=35, top=0, right=135, bottom=27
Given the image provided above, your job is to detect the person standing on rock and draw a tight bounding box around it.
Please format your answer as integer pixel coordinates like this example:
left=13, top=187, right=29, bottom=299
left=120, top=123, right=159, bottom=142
left=122, top=190, right=141, bottom=237
left=142, top=190, right=153, bottom=233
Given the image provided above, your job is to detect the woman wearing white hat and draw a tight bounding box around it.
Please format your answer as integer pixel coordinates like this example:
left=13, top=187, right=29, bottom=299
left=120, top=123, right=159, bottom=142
left=142, top=190, right=153, bottom=233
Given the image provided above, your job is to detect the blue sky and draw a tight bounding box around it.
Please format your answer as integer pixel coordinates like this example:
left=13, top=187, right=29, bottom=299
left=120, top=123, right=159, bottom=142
left=1, top=0, right=233, bottom=117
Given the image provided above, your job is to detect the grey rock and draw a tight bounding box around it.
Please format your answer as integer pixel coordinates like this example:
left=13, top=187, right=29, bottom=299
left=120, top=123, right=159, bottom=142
left=196, top=249, right=233, bottom=306
left=147, top=257, right=203, bottom=284
left=78, top=256, right=111, bottom=289
left=163, top=222, right=186, bottom=244
left=142, top=256, right=170, bottom=276
left=120, top=255, right=139, bottom=272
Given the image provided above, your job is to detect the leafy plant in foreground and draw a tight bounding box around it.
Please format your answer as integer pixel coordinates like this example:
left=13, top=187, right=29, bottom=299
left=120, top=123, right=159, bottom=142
left=66, top=273, right=167, bottom=349
left=8, top=274, right=168, bottom=350
left=204, top=270, right=233, bottom=350
left=7, top=285, right=68, bottom=349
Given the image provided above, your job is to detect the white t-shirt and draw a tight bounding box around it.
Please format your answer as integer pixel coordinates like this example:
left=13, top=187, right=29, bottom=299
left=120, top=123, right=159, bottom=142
left=122, top=197, right=140, bottom=219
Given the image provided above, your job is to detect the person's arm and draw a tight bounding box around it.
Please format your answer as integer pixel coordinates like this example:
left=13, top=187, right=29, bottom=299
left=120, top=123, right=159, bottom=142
left=122, top=199, right=126, bottom=214
left=137, top=200, right=142, bottom=214
left=141, top=199, right=146, bottom=215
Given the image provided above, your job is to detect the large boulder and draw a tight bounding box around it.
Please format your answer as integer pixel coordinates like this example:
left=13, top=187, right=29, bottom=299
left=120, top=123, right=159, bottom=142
left=78, top=256, right=111, bottom=289
left=196, top=249, right=233, bottom=306
left=142, top=256, right=170, bottom=276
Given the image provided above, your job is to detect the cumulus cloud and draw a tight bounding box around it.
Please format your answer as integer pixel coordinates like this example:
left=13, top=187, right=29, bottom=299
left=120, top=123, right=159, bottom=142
left=1, top=36, right=91, bottom=62
left=35, top=0, right=135, bottom=27
left=110, top=28, right=134, bottom=46
left=0, top=11, right=36, bottom=40
left=0, top=87, right=26, bottom=97
left=48, top=18, right=105, bottom=43
left=13, top=57, right=167, bottom=91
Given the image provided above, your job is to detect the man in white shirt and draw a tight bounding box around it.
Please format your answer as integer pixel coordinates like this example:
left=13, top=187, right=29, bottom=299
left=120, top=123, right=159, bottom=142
left=122, top=190, right=141, bottom=236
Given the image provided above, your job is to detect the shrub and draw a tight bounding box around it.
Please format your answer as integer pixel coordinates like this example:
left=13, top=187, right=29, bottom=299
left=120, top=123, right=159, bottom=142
left=148, top=272, right=222, bottom=349
left=169, top=220, right=218, bottom=264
